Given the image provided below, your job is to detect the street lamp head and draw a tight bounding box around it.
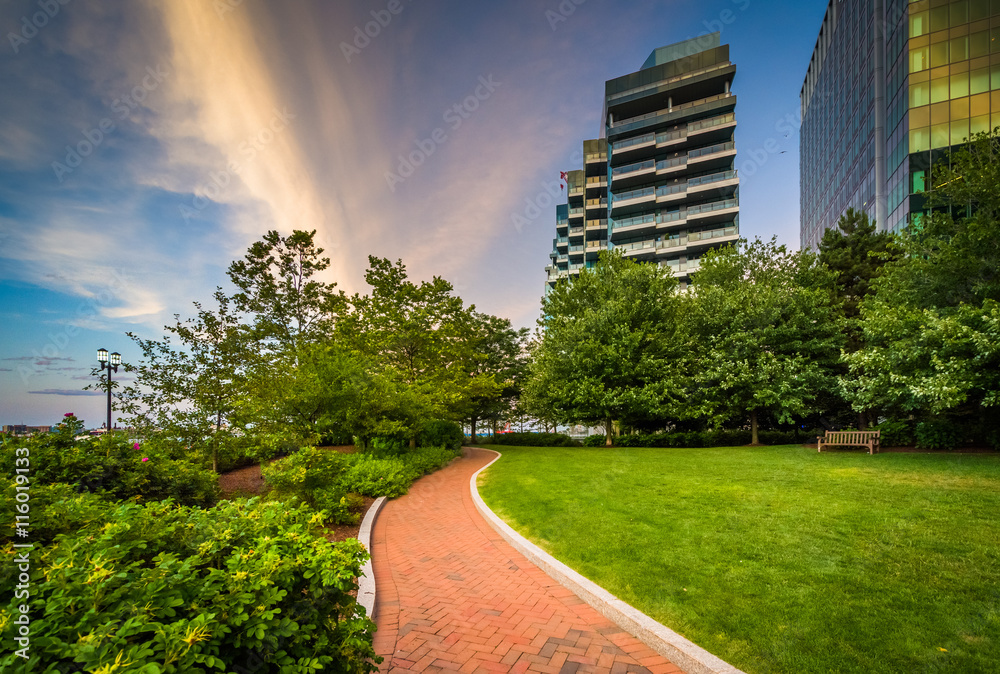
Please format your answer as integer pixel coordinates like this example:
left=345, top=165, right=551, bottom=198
left=110, top=352, right=122, bottom=366
left=97, top=348, right=108, bottom=364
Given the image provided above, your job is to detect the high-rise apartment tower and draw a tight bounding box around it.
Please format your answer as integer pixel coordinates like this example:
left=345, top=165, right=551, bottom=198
left=546, top=33, right=739, bottom=289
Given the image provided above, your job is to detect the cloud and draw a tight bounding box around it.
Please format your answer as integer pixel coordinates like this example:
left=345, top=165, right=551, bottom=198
left=29, top=389, right=104, bottom=397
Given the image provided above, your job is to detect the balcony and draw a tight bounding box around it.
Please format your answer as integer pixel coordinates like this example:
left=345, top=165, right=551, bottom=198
left=656, top=183, right=687, bottom=202
left=656, top=156, right=687, bottom=174
left=606, top=61, right=735, bottom=103
left=611, top=213, right=656, bottom=232
left=586, top=198, right=607, bottom=210
left=688, top=141, right=736, bottom=165
left=657, top=210, right=687, bottom=228
left=585, top=152, right=607, bottom=164
left=612, top=158, right=656, bottom=178
left=586, top=176, right=608, bottom=187
left=610, top=186, right=656, bottom=211
left=688, top=112, right=736, bottom=135
left=611, top=132, right=655, bottom=153
left=687, top=199, right=740, bottom=220
left=687, top=170, right=737, bottom=192
left=659, top=258, right=702, bottom=276
left=688, top=225, right=738, bottom=243
left=609, top=92, right=735, bottom=135
left=568, top=186, right=584, bottom=196
left=618, top=240, right=659, bottom=256
left=656, top=128, right=687, bottom=146
left=586, top=218, right=607, bottom=230
left=569, top=226, right=585, bottom=236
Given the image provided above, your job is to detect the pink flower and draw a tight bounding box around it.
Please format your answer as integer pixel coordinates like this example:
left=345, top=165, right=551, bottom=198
left=64, top=412, right=74, bottom=417
left=141, top=457, right=149, bottom=462
left=133, top=442, right=140, bottom=451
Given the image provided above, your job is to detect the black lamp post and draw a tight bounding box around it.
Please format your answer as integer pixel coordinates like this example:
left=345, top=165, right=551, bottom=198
left=97, top=348, right=121, bottom=432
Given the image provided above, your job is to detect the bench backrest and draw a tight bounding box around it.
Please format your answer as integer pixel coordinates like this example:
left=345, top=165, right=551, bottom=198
left=824, top=430, right=880, bottom=444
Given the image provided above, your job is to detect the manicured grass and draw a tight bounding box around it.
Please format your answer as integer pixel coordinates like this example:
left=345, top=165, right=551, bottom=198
left=477, top=445, right=1000, bottom=674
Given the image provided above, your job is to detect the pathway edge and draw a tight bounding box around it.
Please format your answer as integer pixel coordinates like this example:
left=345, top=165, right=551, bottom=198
left=468, top=447, right=747, bottom=674
left=358, top=495, right=387, bottom=618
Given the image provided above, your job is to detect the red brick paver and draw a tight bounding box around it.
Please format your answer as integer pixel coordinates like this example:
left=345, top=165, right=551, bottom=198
left=371, top=448, right=686, bottom=674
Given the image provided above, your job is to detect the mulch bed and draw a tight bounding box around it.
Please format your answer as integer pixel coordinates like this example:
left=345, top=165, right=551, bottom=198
left=216, top=446, right=375, bottom=543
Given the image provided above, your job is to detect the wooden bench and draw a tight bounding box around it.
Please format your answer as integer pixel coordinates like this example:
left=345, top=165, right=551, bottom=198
left=817, top=430, right=881, bottom=455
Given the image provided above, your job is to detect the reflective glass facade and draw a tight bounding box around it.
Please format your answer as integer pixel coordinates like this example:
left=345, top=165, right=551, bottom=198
left=800, top=0, right=1000, bottom=249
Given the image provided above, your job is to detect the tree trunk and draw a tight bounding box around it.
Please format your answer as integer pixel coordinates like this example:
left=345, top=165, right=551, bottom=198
left=858, top=410, right=868, bottom=431
left=409, top=436, right=416, bottom=450
left=605, top=417, right=613, bottom=447
left=213, top=410, right=222, bottom=473
left=470, top=417, right=478, bottom=443
left=751, top=409, right=759, bottom=445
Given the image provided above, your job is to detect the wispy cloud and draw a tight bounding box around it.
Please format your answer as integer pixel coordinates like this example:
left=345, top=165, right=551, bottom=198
left=29, top=389, right=103, bottom=397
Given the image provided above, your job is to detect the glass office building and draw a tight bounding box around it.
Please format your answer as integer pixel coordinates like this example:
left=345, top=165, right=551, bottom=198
left=801, top=0, right=1000, bottom=249
left=546, top=33, right=739, bottom=290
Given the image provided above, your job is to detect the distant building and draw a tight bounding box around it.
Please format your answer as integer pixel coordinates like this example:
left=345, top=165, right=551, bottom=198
left=800, top=0, right=1000, bottom=248
left=547, top=32, right=739, bottom=290
left=2, top=425, right=52, bottom=435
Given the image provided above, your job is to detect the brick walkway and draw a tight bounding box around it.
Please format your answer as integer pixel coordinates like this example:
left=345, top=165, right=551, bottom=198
left=371, top=448, right=686, bottom=673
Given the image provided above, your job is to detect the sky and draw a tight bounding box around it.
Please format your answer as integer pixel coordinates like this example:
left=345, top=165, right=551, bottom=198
left=0, top=0, right=828, bottom=426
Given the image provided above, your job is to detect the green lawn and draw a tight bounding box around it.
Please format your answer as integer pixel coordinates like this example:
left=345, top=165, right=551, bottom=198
left=477, top=445, right=1000, bottom=674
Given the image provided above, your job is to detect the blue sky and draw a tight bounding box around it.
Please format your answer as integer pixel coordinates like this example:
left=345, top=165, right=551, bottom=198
left=0, top=0, right=828, bottom=426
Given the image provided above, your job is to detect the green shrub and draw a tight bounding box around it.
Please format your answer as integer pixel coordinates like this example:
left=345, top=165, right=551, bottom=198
left=873, top=419, right=916, bottom=447
left=757, top=430, right=801, bottom=446
left=421, top=420, right=464, bottom=451
left=341, top=456, right=416, bottom=498
left=582, top=434, right=605, bottom=447
left=261, top=446, right=355, bottom=521
left=404, top=445, right=460, bottom=475
left=0, top=482, right=109, bottom=547
left=915, top=418, right=962, bottom=450
left=0, top=430, right=218, bottom=508
left=315, top=487, right=366, bottom=525
left=482, top=432, right=579, bottom=447
left=0, top=498, right=379, bottom=673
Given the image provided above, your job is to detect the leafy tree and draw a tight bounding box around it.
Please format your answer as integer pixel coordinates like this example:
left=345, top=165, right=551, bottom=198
left=117, top=290, right=249, bottom=472
left=843, top=130, right=1000, bottom=431
left=689, top=238, right=843, bottom=444
left=244, top=342, right=429, bottom=450
left=525, top=251, right=688, bottom=446
left=818, top=207, right=897, bottom=344
left=461, top=312, right=529, bottom=442
left=817, top=208, right=897, bottom=428
left=227, top=229, right=345, bottom=354
left=339, top=257, right=501, bottom=444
